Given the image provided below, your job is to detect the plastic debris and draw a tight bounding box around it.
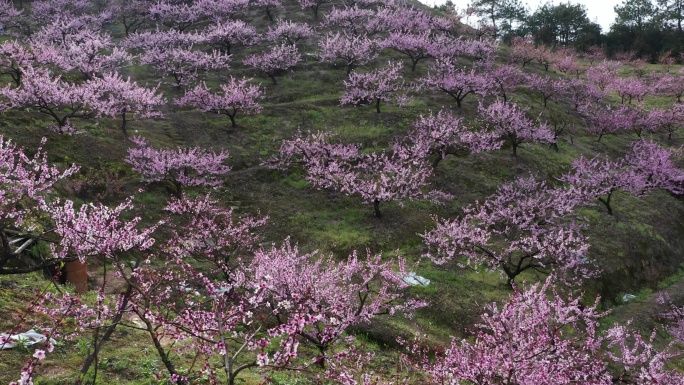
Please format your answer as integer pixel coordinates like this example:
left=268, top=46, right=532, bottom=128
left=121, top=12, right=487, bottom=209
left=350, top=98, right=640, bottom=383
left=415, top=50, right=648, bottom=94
left=402, top=272, right=431, bottom=286
left=0, top=330, right=56, bottom=350
left=622, top=294, right=637, bottom=303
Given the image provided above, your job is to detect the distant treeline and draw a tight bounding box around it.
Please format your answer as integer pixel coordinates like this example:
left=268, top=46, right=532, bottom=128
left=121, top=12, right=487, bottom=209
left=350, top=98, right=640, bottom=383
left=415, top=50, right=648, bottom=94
left=437, top=0, right=684, bottom=62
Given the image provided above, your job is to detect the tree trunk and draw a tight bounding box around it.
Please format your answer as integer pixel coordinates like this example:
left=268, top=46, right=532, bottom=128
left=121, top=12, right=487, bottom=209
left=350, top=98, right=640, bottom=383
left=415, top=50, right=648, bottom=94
left=373, top=199, right=382, bottom=218
left=490, top=15, right=497, bottom=38
left=507, top=275, right=516, bottom=289
left=78, top=283, right=135, bottom=381
left=315, top=344, right=328, bottom=369
left=502, top=265, right=517, bottom=289
left=171, top=180, right=183, bottom=199
left=432, top=154, right=444, bottom=169
left=173, top=73, right=183, bottom=88
left=121, top=112, right=128, bottom=137
left=598, top=194, right=613, bottom=215
left=139, top=313, right=187, bottom=385
left=375, top=98, right=381, bottom=113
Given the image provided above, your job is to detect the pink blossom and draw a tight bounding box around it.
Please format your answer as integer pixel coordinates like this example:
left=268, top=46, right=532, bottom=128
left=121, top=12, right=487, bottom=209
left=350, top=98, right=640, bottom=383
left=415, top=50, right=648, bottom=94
left=340, top=61, right=406, bottom=113
left=404, top=109, right=502, bottom=168
left=586, top=61, right=621, bottom=91
left=125, top=136, right=231, bottom=197
left=32, top=350, right=46, bottom=360
left=418, top=59, right=494, bottom=108
left=196, top=20, right=260, bottom=54
left=508, top=36, right=537, bottom=68
left=249, top=0, right=282, bottom=21
left=0, top=136, right=78, bottom=274
left=319, top=32, right=377, bottom=74
left=139, top=46, right=230, bottom=88
left=652, top=69, right=684, bottom=102
left=45, top=196, right=159, bottom=261
left=580, top=103, right=641, bottom=141
left=264, top=20, right=315, bottom=45
left=526, top=73, right=564, bottom=107
left=87, top=72, right=165, bottom=136
left=266, top=131, right=450, bottom=217
left=244, top=44, right=301, bottom=85
left=323, top=5, right=376, bottom=36
left=33, top=28, right=132, bottom=80
left=250, top=238, right=424, bottom=365
left=175, top=77, right=262, bottom=128
left=298, top=0, right=330, bottom=18
left=0, top=40, right=36, bottom=87
left=379, top=31, right=434, bottom=72
left=423, top=277, right=612, bottom=384
left=423, top=176, right=593, bottom=285
left=610, top=77, right=648, bottom=104
left=479, top=100, right=555, bottom=156
left=1, top=66, right=103, bottom=131
left=148, top=0, right=201, bottom=32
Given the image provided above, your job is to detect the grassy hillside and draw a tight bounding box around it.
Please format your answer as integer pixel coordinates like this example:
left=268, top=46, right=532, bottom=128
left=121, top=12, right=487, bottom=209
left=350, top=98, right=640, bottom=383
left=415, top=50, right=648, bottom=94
left=1, top=0, right=684, bottom=383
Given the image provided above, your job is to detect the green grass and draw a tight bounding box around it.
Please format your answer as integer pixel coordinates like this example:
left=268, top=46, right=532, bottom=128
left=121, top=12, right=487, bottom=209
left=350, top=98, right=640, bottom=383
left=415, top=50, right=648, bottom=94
left=287, top=205, right=373, bottom=253
left=661, top=268, right=684, bottom=288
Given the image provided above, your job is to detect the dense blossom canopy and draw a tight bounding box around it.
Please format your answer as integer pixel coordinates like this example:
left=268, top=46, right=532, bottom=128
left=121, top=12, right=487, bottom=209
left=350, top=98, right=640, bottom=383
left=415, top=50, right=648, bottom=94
left=2, top=1, right=684, bottom=384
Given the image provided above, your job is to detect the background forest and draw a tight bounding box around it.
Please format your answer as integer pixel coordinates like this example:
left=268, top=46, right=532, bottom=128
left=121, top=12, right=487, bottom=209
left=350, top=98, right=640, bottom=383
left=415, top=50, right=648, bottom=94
left=452, top=0, right=684, bottom=61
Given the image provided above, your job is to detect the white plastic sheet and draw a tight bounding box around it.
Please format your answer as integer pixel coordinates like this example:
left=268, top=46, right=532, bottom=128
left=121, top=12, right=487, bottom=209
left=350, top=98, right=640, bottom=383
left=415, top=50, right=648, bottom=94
left=622, top=294, right=637, bottom=303
left=402, top=272, right=431, bottom=286
left=0, top=329, right=55, bottom=350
